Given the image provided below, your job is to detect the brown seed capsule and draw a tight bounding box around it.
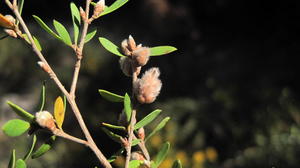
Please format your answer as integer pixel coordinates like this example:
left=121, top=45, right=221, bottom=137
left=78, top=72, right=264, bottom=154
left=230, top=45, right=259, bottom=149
left=134, top=67, right=162, bottom=104
left=93, top=0, right=105, bottom=17
left=132, top=47, right=150, bottom=66
left=35, top=111, right=57, bottom=132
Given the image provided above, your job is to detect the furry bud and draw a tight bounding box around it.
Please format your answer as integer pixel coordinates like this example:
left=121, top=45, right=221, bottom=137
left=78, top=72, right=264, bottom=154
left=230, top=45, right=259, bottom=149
left=4, top=29, right=17, bottom=38
left=35, top=111, right=56, bottom=132
left=137, top=127, right=145, bottom=140
left=119, top=57, right=141, bottom=77
left=134, top=67, right=162, bottom=104
left=93, top=0, right=105, bottom=18
left=0, top=14, right=15, bottom=29
left=121, top=39, right=131, bottom=56
left=127, top=35, right=136, bottom=51
left=132, top=47, right=150, bottom=66
left=79, top=7, right=87, bottom=21
left=37, top=61, right=51, bottom=73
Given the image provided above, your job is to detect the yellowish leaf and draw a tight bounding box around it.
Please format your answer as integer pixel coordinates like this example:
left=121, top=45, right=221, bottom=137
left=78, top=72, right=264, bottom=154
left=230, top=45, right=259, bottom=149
left=54, top=96, right=65, bottom=129
left=0, top=13, right=14, bottom=29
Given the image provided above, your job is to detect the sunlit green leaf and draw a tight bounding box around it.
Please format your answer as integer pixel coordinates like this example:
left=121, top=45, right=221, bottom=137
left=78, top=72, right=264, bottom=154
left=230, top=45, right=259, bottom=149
left=132, top=139, right=141, bottom=146
left=22, top=34, right=42, bottom=51
left=32, top=15, right=61, bottom=41
left=7, top=101, right=34, bottom=122
left=99, top=89, right=124, bottom=102
left=16, top=159, right=26, bottom=168
left=129, top=160, right=142, bottom=168
left=85, top=29, right=97, bottom=43
left=102, top=122, right=126, bottom=131
left=172, top=159, right=182, bottom=168
left=2, top=119, right=30, bottom=137
left=23, top=134, right=37, bottom=161
left=153, top=142, right=170, bottom=168
left=31, top=135, right=56, bottom=159
left=39, top=82, right=46, bottom=111
left=101, top=128, right=122, bottom=143
left=134, top=109, right=162, bottom=130
left=53, top=20, right=72, bottom=46
left=8, top=149, right=16, bottom=168
left=150, top=46, right=177, bottom=56
left=124, top=93, right=132, bottom=122
left=145, top=117, right=170, bottom=141
left=99, top=37, right=125, bottom=57
left=100, top=0, right=129, bottom=17
left=54, top=96, right=65, bottom=129
left=70, top=2, right=80, bottom=44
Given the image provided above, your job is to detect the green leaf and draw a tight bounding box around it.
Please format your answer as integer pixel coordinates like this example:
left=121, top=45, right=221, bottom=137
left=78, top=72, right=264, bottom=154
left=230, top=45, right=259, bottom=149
left=99, top=89, right=124, bottom=102
left=39, top=82, right=46, bottom=111
left=150, top=46, right=177, bottom=56
left=22, top=34, right=42, bottom=51
left=101, top=128, right=122, bottom=143
left=53, top=20, right=72, bottom=46
left=145, top=117, right=170, bottom=141
left=99, top=37, right=125, bottom=57
left=2, top=119, right=30, bottom=137
left=23, top=134, right=37, bottom=161
left=172, top=160, right=182, bottom=168
left=16, top=159, right=26, bottom=168
left=100, top=0, right=129, bottom=17
left=32, top=15, right=61, bottom=41
left=8, top=149, right=16, bottom=168
left=134, top=109, right=162, bottom=130
left=124, top=93, right=132, bottom=122
left=129, top=160, right=142, bottom=168
left=31, top=135, right=56, bottom=159
left=85, top=29, right=97, bottom=43
left=153, top=142, right=170, bottom=168
left=102, top=122, right=126, bottom=131
left=70, top=2, right=80, bottom=44
left=132, top=139, right=141, bottom=146
left=7, top=101, right=34, bottom=122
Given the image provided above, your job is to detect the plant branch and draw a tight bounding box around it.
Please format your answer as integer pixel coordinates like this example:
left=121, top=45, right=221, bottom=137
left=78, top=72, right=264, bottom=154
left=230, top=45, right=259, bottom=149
left=54, top=129, right=88, bottom=146
left=5, top=1, right=112, bottom=167
left=70, top=0, right=92, bottom=98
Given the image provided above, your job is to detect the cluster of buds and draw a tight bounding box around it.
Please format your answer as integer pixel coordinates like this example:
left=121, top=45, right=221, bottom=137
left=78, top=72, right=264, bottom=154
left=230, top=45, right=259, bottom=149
left=0, top=14, right=18, bottom=38
left=119, top=35, right=150, bottom=77
left=35, top=111, right=58, bottom=133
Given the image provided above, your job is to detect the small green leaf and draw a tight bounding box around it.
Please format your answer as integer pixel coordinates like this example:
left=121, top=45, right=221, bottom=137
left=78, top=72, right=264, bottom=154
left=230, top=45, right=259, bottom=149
left=85, top=29, right=97, bottom=43
left=2, top=119, right=30, bottom=137
left=39, top=82, right=46, bottom=111
left=22, top=34, right=42, bottom=51
left=32, top=15, right=61, bottom=41
left=145, top=117, right=170, bottom=142
left=102, top=122, right=126, bottom=131
left=7, top=101, right=34, bottom=122
left=150, top=46, right=177, bottom=56
left=70, top=2, right=80, bottom=44
left=124, top=93, right=132, bottom=122
left=153, top=142, right=170, bottom=168
left=172, top=160, right=182, bottom=168
left=134, top=109, right=162, bottom=130
left=132, top=139, right=141, bottom=146
left=99, top=37, right=125, bottom=57
left=31, top=135, right=56, bottom=159
left=54, top=96, right=65, bottom=129
left=129, top=160, right=142, bottom=168
left=16, top=159, right=26, bottom=168
left=17, top=0, right=25, bottom=24
left=101, top=128, right=122, bottom=143
left=53, top=20, right=72, bottom=46
left=99, top=89, right=124, bottom=102
left=23, top=134, right=37, bottom=161
left=100, top=0, right=129, bottom=17
left=8, top=149, right=16, bottom=168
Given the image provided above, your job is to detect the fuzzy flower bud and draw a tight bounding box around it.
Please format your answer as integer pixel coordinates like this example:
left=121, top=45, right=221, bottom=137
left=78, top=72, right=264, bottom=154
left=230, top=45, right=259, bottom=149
left=137, top=127, right=145, bottom=140
left=134, top=67, right=162, bottom=104
left=119, top=57, right=141, bottom=77
left=79, top=7, right=87, bottom=21
left=35, top=111, right=56, bottom=132
left=132, top=47, right=150, bottom=66
left=0, top=14, right=15, bottom=29
left=4, top=29, right=17, bottom=38
left=37, top=61, right=51, bottom=73
left=93, top=0, right=105, bottom=18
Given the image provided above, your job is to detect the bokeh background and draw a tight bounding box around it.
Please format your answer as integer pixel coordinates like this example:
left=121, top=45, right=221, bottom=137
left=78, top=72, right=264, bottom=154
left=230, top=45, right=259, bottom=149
left=1, top=0, right=300, bottom=167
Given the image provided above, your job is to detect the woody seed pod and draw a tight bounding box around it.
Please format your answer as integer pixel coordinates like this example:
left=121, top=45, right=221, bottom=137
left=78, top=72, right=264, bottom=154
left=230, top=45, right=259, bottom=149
left=134, top=67, right=162, bottom=104
left=35, top=111, right=57, bottom=132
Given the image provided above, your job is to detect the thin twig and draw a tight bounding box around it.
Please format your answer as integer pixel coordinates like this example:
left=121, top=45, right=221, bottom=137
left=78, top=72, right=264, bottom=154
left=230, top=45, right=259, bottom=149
left=5, top=1, right=112, bottom=167
left=54, top=129, right=88, bottom=146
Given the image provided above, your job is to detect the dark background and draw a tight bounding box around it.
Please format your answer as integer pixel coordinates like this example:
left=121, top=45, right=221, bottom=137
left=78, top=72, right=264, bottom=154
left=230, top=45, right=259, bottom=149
left=1, top=0, right=300, bottom=167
